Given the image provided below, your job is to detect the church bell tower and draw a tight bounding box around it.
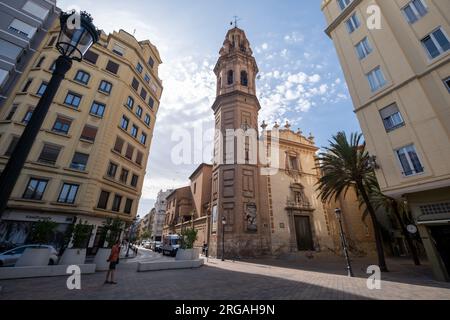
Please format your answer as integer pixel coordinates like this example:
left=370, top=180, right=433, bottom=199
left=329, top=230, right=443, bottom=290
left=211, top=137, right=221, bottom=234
left=209, top=27, right=271, bottom=258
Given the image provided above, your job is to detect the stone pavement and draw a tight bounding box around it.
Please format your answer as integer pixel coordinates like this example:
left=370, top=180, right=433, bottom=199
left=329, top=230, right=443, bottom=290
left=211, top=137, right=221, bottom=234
left=0, top=251, right=449, bottom=300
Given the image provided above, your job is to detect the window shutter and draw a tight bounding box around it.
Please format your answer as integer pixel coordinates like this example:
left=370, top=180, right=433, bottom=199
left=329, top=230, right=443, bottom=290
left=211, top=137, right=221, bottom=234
left=136, top=151, right=143, bottom=165
left=379, top=103, right=399, bottom=119
left=114, top=137, right=124, bottom=153
left=106, top=60, right=119, bottom=74
left=125, top=144, right=134, bottom=160
left=81, top=126, right=98, bottom=142
left=84, top=50, right=99, bottom=64
left=10, top=19, right=37, bottom=38
left=39, top=144, right=61, bottom=165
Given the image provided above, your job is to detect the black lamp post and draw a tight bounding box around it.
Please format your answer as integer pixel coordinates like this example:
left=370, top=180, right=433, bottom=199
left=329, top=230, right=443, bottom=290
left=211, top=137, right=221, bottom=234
left=0, top=10, right=99, bottom=219
left=221, top=216, right=227, bottom=261
left=335, top=208, right=354, bottom=277
left=126, top=217, right=138, bottom=257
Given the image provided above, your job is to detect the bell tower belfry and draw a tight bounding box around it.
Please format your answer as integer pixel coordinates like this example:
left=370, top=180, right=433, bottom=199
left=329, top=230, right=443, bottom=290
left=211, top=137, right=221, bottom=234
left=209, top=27, right=271, bottom=258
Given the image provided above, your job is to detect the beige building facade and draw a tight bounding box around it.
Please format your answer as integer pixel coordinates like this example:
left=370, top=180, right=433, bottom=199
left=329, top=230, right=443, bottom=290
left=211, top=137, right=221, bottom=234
left=0, top=20, right=163, bottom=253
left=322, top=0, right=450, bottom=280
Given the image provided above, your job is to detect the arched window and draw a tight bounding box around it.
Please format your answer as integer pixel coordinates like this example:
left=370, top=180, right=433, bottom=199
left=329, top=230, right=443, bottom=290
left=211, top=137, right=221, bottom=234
left=35, top=56, right=45, bottom=68
left=227, top=70, right=234, bottom=85
left=241, top=71, right=248, bottom=86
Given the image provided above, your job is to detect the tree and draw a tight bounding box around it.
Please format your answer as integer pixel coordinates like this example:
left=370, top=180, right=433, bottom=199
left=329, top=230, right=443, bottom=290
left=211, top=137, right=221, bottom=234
left=316, top=132, right=388, bottom=272
left=141, top=231, right=152, bottom=241
left=30, top=219, right=58, bottom=246
left=100, top=217, right=124, bottom=248
left=71, top=221, right=93, bottom=249
left=181, top=228, right=198, bottom=249
left=363, top=176, right=421, bottom=266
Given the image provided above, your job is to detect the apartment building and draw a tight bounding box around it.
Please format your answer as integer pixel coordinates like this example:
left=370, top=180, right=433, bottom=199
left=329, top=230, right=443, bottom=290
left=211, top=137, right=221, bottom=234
left=322, top=0, right=450, bottom=280
left=0, top=20, right=163, bottom=253
left=149, top=189, right=172, bottom=242
left=0, top=0, right=59, bottom=108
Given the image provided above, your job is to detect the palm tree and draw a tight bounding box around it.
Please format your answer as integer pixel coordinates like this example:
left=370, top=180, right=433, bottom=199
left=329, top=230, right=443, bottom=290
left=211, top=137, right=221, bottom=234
left=316, top=132, right=388, bottom=272
left=364, top=177, right=421, bottom=266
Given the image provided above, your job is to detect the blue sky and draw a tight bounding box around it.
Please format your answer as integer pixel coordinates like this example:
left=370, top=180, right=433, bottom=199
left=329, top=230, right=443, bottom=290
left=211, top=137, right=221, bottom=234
left=58, top=0, right=362, bottom=217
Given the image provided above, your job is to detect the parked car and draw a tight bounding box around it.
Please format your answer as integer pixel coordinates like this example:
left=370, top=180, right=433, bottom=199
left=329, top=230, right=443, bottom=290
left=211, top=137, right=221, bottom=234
left=151, top=241, right=162, bottom=253
left=144, top=241, right=153, bottom=249
left=161, top=235, right=181, bottom=257
left=0, top=245, right=58, bottom=267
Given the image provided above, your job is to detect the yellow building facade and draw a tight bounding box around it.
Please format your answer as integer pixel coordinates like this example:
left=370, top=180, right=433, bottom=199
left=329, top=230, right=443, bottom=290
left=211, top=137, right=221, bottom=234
left=322, top=0, right=450, bottom=280
left=0, top=21, right=163, bottom=253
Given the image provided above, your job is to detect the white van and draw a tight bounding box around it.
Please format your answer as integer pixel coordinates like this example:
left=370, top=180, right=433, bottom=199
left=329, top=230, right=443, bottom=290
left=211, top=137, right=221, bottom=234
left=161, top=235, right=181, bottom=257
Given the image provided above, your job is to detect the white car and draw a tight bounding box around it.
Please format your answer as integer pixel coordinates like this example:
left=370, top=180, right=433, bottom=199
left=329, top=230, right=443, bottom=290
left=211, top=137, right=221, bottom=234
left=0, top=245, right=59, bottom=267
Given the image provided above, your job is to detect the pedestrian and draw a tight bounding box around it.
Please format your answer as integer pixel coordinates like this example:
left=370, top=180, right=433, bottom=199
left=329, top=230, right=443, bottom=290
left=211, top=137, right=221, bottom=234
left=105, top=240, right=121, bottom=285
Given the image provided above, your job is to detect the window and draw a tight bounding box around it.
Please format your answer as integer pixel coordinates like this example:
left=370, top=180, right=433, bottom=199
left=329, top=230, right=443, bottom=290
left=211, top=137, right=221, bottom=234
left=22, top=79, right=32, bottom=92
left=90, top=101, right=106, bottom=117
left=52, top=116, right=72, bottom=134
left=124, top=199, right=133, bottom=214
left=136, top=106, right=143, bottom=118
left=380, top=104, right=405, bottom=132
left=114, top=137, right=125, bottom=153
left=131, top=125, right=138, bottom=138
left=106, top=60, right=120, bottom=74
left=131, top=77, right=139, bottom=91
left=355, top=37, right=372, bottom=60
left=84, top=50, right=99, bottom=65
left=140, top=133, right=147, bottom=145
left=193, top=183, right=197, bottom=194
left=74, top=70, right=90, bottom=85
left=148, top=57, right=155, bottom=68
left=421, top=28, right=450, bottom=59
left=136, top=62, right=143, bottom=73
left=396, top=145, right=424, bottom=176
left=120, top=116, right=129, bottom=130
left=22, top=107, right=34, bottom=124
left=23, top=1, right=49, bottom=20
left=131, top=174, right=139, bottom=188
left=80, top=125, right=98, bottom=142
left=135, top=150, right=143, bottom=165
left=144, top=114, right=151, bottom=126
left=227, top=70, right=234, bottom=85
left=125, top=144, right=134, bottom=160
left=70, top=152, right=89, bottom=171
left=97, top=191, right=110, bottom=209
left=5, top=104, right=18, bottom=121
left=112, top=44, right=125, bottom=56
left=140, top=88, right=147, bottom=101
left=64, top=92, right=82, bottom=108
left=38, top=144, right=61, bottom=165
left=49, top=61, right=56, bottom=72
left=337, top=0, right=352, bottom=10
left=126, top=96, right=134, bottom=109
left=0, top=68, right=8, bottom=87
left=23, top=178, right=48, bottom=200
left=36, top=82, right=48, bottom=96
left=144, top=74, right=150, bottom=83
left=367, top=67, right=386, bottom=92
left=120, top=168, right=129, bottom=184
left=107, top=162, right=118, bottom=178
left=402, top=0, right=428, bottom=24
left=288, top=155, right=299, bottom=171
left=112, top=195, right=122, bottom=212
left=148, top=97, right=154, bottom=108
left=444, top=77, right=450, bottom=92
left=57, top=183, right=79, bottom=204
left=240, top=71, right=248, bottom=86
left=9, top=19, right=36, bottom=39
left=346, top=13, right=360, bottom=33
left=98, top=81, right=112, bottom=95
left=47, top=36, right=57, bottom=47
left=0, top=39, right=22, bottom=60
left=35, top=56, right=45, bottom=68
left=5, top=136, right=19, bottom=156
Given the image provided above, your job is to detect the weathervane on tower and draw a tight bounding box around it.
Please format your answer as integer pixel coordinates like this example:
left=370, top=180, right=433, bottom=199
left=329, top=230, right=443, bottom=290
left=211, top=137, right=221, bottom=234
left=230, top=15, right=241, bottom=28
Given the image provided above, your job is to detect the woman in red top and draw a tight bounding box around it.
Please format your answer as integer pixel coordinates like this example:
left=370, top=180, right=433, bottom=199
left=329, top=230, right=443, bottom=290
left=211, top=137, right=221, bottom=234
left=105, top=240, right=121, bottom=285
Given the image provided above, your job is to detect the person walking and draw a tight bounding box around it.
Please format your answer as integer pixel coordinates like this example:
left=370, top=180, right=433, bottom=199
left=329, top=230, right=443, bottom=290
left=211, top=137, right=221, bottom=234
left=105, top=240, right=121, bottom=285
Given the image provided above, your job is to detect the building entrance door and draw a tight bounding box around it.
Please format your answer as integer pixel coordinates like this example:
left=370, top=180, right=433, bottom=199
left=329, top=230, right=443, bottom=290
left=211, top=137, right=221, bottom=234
left=430, top=225, right=450, bottom=278
left=294, top=216, right=314, bottom=251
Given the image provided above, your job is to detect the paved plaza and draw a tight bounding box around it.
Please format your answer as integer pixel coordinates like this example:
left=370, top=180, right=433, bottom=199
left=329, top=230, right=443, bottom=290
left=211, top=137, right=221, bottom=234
left=1, top=249, right=450, bottom=300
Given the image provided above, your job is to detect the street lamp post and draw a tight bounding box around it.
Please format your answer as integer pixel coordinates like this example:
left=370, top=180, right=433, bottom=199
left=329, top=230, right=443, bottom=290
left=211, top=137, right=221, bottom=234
left=0, top=10, right=99, bottom=218
left=335, top=208, right=354, bottom=277
left=126, top=217, right=138, bottom=257
left=221, top=216, right=227, bottom=261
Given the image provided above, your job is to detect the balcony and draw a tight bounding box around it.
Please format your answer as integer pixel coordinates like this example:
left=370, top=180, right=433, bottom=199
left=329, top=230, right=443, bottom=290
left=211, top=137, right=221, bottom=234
left=286, top=199, right=314, bottom=211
